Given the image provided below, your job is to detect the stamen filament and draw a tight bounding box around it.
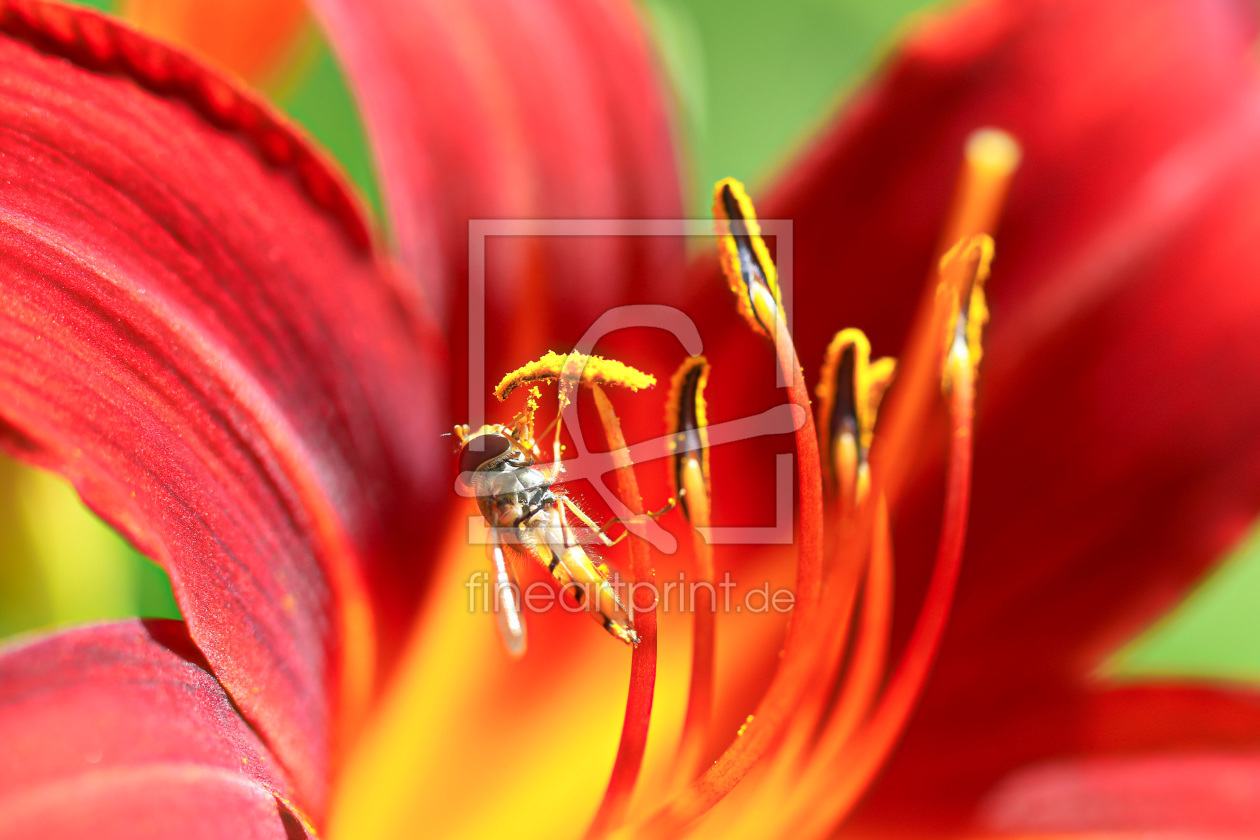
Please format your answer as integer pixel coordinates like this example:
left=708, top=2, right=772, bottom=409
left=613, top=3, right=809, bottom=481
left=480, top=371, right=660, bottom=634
left=666, top=357, right=717, bottom=787
left=779, top=493, right=893, bottom=812
left=635, top=181, right=827, bottom=837
left=797, top=347, right=977, bottom=837
left=585, top=385, right=659, bottom=839
left=674, top=457, right=715, bottom=788
left=823, top=492, right=893, bottom=751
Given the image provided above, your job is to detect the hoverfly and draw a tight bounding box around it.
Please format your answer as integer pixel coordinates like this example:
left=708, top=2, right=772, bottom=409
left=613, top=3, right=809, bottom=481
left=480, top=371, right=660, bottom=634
left=454, top=422, right=638, bottom=656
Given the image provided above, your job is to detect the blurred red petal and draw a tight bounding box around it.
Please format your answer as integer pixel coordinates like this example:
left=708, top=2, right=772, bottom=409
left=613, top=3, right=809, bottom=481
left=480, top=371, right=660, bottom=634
left=763, top=0, right=1260, bottom=673
left=0, top=2, right=443, bottom=814
left=309, top=0, right=686, bottom=398
left=856, top=681, right=1260, bottom=832
left=980, top=754, right=1260, bottom=836
left=975, top=685, right=1260, bottom=836
left=0, top=620, right=312, bottom=839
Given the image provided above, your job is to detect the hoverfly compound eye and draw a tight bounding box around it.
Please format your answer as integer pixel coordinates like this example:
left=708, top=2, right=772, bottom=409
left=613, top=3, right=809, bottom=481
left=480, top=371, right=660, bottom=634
left=455, top=431, right=513, bottom=494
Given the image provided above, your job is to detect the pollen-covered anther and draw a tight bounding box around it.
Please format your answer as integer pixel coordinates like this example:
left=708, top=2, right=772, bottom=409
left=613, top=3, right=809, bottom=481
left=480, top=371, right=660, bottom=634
left=816, top=329, right=896, bottom=507
left=714, top=177, right=784, bottom=338
left=937, top=233, right=994, bottom=391
left=666, top=356, right=712, bottom=525
left=495, top=350, right=656, bottom=402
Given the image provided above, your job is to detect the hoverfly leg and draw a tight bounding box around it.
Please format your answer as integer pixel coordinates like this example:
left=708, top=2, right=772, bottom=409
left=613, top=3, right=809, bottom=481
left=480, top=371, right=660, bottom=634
left=560, top=495, right=618, bottom=547
left=488, top=528, right=527, bottom=658
left=596, top=497, right=678, bottom=545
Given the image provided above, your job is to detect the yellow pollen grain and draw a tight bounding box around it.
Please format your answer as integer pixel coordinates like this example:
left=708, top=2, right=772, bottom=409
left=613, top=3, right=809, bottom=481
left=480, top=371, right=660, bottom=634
left=495, top=350, right=656, bottom=401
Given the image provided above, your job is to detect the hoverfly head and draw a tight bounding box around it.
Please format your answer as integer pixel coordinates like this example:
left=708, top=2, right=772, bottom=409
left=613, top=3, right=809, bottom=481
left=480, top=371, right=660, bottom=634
left=454, top=427, right=515, bottom=495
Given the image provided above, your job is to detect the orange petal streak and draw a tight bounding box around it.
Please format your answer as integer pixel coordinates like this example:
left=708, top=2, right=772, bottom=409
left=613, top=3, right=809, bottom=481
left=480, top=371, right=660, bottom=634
left=120, top=0, right=312, bottom=89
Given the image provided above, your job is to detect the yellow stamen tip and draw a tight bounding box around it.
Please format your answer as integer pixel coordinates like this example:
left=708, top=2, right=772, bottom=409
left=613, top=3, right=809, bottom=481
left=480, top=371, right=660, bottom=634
left=816, top=328, right=897, bottom=505
left=495, top=350, right=656, bottom=401
left=666, top=357, right=712, bottom=525
left=938, top=234, right=994, bottom=387
left=712, top=178, right=783, bottom=339
left=965, top=128, right=1022, bottom=181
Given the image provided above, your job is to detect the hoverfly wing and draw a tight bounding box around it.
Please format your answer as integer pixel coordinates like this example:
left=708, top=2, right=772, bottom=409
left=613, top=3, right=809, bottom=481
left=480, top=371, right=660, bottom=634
left=489, top=528, right=527, bottom=658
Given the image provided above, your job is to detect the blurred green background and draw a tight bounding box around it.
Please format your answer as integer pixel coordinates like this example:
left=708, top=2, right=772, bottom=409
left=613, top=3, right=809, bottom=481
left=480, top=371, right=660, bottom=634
left=0, top=0, right=1254, bottom=684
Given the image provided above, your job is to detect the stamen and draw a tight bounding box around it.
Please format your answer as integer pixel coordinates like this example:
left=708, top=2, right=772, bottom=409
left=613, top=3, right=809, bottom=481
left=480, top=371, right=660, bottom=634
left=495, top=350, right=656, bottom=401
left=585, top=385, right=659, bottom=839
left=666, top=357, right=712, bottom=522
left=638, top=181, right=827, bottom=836
left=815, top=329, right=896, bottom=511
left=665, top=357, right=716, bottom=787
left=874, top=233, right=994, bottom=508
left=746, top=492, right=893, bottom=823
left=796, top=329, right=979, bottom=836
left=939, top=236, right=993, bottom=390
left=741, top=132, right=1013, bottom=837
left=775, top=495, right=893, bottom=827
left=823, top=493, right=892, bottom=750
left=713, top=178, right=784, bottom=338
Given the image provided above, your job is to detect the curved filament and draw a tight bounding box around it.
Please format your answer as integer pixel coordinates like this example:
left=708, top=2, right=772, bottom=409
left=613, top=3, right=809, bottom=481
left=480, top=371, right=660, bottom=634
left=585, top=385, right=659, bottom=839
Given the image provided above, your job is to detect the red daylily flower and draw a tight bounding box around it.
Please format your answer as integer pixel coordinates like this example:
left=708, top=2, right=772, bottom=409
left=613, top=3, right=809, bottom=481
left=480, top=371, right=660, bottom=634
left=2, top=1, right=1260, bottom=839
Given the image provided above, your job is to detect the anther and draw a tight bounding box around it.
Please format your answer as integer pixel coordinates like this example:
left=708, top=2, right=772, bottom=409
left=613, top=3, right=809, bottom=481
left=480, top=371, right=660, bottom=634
left=495, top=350, right=656, bottom=402
left=937, top=234, right=993, bottom=391
left=816, top=330, right=895, bottom=509
left=714, top=178, right=784, bottom=338
left=666, top=356, right=712, bottom=524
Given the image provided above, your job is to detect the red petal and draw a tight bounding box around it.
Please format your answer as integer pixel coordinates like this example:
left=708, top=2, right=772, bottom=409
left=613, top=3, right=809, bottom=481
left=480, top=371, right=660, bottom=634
left=973, top=684, right=1260, bottom=835
left=0, top=3, right=443, bottom=814
left=671, top=0, right=1260, bottom=826
left=309, top=0, right=686, bottom=394
left=0, top=620, right=312, bottom=839
left=762, top=0, right=1260, bottom=677
left=858, top=681, right=1260, bottom=833
left=981, top=754, right=1260, bottom=836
